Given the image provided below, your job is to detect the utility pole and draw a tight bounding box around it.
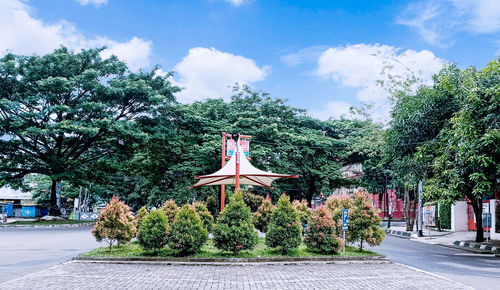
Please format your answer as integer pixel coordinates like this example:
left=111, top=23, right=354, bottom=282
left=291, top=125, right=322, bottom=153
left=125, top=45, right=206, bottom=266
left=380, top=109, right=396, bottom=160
left=417, top=180, right=423, bottom=237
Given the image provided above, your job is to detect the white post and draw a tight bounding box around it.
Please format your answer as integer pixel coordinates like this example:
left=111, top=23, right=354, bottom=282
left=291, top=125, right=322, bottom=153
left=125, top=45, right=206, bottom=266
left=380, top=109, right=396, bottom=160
left=418, top=181, right=423, bottom=237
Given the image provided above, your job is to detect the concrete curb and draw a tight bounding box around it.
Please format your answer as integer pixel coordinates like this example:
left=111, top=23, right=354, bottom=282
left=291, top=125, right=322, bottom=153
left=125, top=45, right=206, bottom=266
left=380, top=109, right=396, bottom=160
left=74, top=255, right=388, bottom=265
left=0, top=222, right=94, bottom=229
left=385, top=229, right=412, bottom=238
left=452, top=241, right=500, bottom=254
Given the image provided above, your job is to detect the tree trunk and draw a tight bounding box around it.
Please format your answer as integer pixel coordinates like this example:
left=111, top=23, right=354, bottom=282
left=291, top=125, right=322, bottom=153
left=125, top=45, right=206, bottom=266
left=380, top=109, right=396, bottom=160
left=470, top=198, right=484, bottom=243
left=49, top=179, right=61, bottom=216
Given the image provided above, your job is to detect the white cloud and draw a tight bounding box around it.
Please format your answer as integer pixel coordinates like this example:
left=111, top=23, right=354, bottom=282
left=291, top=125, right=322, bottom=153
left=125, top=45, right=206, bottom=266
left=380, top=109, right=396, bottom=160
left=0, top=0, right=152, bottom=71
left=172, top=47, right=269, bottom=103
left=315, top=43, right=445, bottom=123
left=309, top=101, right=354, bottom=121
left=281, top=46, right=328, bottom=67
left=397, top=0, right=500, bottom=45
left=224, top=0, right=248, bottom=6
left=76, top=0, right=108, bottom=6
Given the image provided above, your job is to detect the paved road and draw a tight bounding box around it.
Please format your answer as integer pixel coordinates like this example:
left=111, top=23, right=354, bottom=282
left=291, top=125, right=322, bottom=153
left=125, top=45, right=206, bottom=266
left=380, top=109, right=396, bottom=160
left=0, top=227, right=100, bottom=283
left=373, top=235, right=500, bottom=290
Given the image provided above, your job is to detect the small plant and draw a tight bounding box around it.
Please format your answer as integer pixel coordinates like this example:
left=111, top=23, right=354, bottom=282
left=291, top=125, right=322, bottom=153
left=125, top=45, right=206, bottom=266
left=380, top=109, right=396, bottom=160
left=350, top=190, right=385, bottom=251
left=137, top=209, right=169, bottom=253
left=242, top=190, right=264, bottom=212
left=92, top=196, right=136, bottom=252
left=134, top=206, right=148, bottom=234
left=213, top=190, right=258, bottom=254
left=161, top=199, right=178, bottom=224
left=205, top=195, right=219, bottom=218
left=304, top=206, right=341, bottom=254
left=192, top=201, right=214, bottom=233
left=266, top=194, right=302, bottom=254
left=252, top=196, right=275, bottom=233
left=292, top=199, right=312, bottom=228
left=168, top=204, right=208, bottom=256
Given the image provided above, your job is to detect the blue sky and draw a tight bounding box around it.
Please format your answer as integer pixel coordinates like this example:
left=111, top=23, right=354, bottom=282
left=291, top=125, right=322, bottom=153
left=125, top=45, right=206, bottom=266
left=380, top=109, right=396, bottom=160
left=1, top=0, right=499, bottom=122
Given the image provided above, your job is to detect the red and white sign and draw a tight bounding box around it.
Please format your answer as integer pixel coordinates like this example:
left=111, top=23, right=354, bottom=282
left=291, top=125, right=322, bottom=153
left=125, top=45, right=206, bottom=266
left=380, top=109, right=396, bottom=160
left=227, top=139, right=250, bottom=157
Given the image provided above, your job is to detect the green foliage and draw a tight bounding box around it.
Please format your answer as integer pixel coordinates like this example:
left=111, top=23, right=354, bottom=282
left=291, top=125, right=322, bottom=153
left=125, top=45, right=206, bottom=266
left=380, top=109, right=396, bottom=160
left=135, top=206, right=148, bottom=232
left=168, top=204, right=208, bottom=256
left=137, top=209, right=169, bottom=252
left=161, top=199, right=178, bottom=224
left=213, top=190, right=258, bottom=253
left=266, top=194, right=302, bottom=254
left=192, top=201, right=214, bottom=233
left=252, top=196, right=275, bottom=233
left=304, top=206, right=341, bottom=254
left=437, top=203, right=451, bottom=230
left=292, top=199, right=312, bottom=227
left=349, top=191, right=385, bottom=251
left=92, top=196, right=136, bottom=251
left=242, top=190, right=264, bottom=212
left=205, top=195, right=219, bottom=218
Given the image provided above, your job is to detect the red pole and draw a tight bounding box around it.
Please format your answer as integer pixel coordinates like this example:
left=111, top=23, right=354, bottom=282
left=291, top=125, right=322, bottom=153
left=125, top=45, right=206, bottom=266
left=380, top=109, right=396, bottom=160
left=235, top=136, right=241, bottom=191
left=221, top=132, right=226, bottom=211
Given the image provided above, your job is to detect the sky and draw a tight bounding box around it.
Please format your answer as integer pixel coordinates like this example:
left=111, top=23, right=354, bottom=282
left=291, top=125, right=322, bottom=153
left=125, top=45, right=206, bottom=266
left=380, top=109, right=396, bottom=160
left=1, top=0, right=499, bottom=123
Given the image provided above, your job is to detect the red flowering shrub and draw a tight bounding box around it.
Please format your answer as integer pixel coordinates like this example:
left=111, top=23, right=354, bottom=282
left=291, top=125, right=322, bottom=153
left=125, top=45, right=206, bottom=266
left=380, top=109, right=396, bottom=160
left=350, top=190, right=385, bottom=251
left=161, top=199, right=178, bottom=224
left=325, top=193, right=353, bottom=236
left=92, top=196, right=136, bottom=251
left=304, top=206, right=341, bottom=254
left=292, top=199, right=312, bottom=228
left=252, top=196, right=275, bottom=233
left=266, top=194, right=302, bottom=254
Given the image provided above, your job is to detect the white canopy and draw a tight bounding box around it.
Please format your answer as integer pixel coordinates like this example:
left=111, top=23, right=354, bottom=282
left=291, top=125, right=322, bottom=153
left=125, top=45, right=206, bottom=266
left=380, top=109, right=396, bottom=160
left=190, top=142, right=298, bottom=189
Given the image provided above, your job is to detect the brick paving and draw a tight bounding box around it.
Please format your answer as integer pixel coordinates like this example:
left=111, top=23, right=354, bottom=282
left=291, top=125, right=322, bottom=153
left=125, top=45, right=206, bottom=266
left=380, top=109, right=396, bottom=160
left=0, top=261, right=469, bottom=289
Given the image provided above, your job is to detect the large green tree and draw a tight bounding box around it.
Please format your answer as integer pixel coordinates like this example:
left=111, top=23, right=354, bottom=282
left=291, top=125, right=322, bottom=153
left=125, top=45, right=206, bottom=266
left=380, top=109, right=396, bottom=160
left=0, top=47, right=177, bottom=213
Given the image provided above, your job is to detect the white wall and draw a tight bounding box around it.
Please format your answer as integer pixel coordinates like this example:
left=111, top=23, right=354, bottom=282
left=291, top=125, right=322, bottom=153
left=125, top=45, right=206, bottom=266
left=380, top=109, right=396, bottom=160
left=451, top=201, right=468, bottom=232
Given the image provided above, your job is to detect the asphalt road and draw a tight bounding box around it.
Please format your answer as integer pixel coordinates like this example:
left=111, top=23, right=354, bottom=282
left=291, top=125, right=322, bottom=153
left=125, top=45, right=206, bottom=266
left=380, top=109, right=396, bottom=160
left=0, top=227, right=100, bottom=283
left=373, top=235, right=500, bottom=290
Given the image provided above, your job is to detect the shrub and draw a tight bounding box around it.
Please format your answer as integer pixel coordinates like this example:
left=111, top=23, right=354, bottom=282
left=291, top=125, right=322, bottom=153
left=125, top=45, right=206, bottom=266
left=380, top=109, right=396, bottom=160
left=161, top=199, right=178, bottom=224
left=213, top=190, right=258, bottom=254
left=92, top=196, right=136, bottom=251
left=325, top=194, right=353, bottom=236
left=137, top=209, right=169, bottom=253
left=168, top=204, right=208, bottom=255
left=206, top=195, right=219, bottom=218
left=438, top=202, right=452, bottom=230
left=266, top=194, right=302, bottom=254
left=242, top=190, right=264, bottom=212
left=252, top=197, right=275, bottom=233
left=135, top=206, right=148, bottom=233
left=304, top=206, right=341, bottom=254
left=350, top=190, right=385, bottom=251
left=292, top=199, right=312, bottom=228
left=192, top=201, right=214, bottom=233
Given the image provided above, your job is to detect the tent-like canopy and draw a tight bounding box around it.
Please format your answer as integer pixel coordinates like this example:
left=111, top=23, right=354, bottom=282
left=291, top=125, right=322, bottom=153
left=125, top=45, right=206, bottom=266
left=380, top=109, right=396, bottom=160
left=190, top=142, right=299, bottom=189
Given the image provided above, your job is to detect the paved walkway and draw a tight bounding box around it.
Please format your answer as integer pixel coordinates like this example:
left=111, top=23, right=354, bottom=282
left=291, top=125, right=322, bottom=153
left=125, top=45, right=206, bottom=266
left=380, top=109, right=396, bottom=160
left=0, top=260, right=470, bottom=289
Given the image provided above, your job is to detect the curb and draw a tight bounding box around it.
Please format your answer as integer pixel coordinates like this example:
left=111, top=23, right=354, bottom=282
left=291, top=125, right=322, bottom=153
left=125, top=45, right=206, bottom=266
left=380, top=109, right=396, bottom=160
left=0, top=222, right=94, bottom=229
left=385, top=229, right=412, bottom=238
left=73, top=255, right=388, bottom=265
left=452, top=241, right=500, bottom=254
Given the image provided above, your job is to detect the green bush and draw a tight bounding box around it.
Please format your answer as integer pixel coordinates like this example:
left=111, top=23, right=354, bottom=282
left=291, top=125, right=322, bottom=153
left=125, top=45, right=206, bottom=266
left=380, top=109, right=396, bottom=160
left=242, top=190, right=264, bottom=212
left=252, top=196, right=275, bottom=233
left=161, top=199, right=178, bottom=224
left=350, top=191, right=385, bottom=251
left=304, top=206, right=341, bottom=254
left=206, top=195, right=219, bottom=218
left=168, top=204, right=208, bottom=255
left=266, top=194, right=302, bottom=254
left=192, top=201, right=214, bottom=233
left=137, top=209, right=169, bottom=253
left=135, top=206, right=148, bottom=233
left=438, top=202, right=451, bottom=230
left=292, top=199, right=312, bottom=228
left=213, top=190, right=258, bottom=253
left=92, top=196, right=136, bottom=251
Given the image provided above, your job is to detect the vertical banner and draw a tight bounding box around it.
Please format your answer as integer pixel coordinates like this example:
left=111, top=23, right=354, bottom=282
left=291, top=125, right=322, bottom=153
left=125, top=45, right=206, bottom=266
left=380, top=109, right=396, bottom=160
left=226, top=139, right=250, bottom=157
left=56, top=182, right=61, bottom=208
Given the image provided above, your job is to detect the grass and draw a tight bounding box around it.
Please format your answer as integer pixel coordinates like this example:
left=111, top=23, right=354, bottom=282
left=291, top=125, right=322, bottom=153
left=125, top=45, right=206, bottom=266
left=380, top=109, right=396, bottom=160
left=9, top=219, right=94, bottom=225
left=81, top=238, right=380, bottom=258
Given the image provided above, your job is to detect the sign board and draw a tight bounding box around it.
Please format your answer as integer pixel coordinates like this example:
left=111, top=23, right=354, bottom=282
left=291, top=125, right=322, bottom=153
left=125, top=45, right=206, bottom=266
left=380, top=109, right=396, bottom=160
left=227, top=139, right=250, bottom=157
left=424, top=205, right=436, bottom=226
left=342, top=222, right=348, bottom=231
left=342, top=209, right=349, bottom=223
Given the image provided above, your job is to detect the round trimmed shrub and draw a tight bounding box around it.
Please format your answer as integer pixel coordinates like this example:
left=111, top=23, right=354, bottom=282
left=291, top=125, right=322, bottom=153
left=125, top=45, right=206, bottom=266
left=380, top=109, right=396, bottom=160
left=304, top=206, right=341, bottom=254
left=252, top=196, right=275, bottom=233
left=161, top=199, right=178, bottom=224
left=205, top=195, right=219, bottom=218
left=134, top=206, right=148, bottom=234
left=137, top=209, right=169, bottom=253
left=266, top=194, right=302, bottom=254
left=168, top=204, right=208, bottom=256
left=292, top=199, right=312, bottom=228
left=213, top=190, right=258, bottom=254
left=192, top=201, right=214, bottom=233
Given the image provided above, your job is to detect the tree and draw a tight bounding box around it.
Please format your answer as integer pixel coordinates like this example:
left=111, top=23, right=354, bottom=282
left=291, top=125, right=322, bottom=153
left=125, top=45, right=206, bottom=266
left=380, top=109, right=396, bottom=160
left=349, top=191, right=385, bottom=251
left=0, top=47, right=178, bottom=213
left=304, top=206, right=341, bottom=254
left=134, top=206, right=148, bottom=232
left=213, top=190, right=258, bottom=254
left=252, top=196, right=275, bottom=233
left=168, top=204, right=208, bottom=256
left=266, top=194, right=302, bottom=254
left=137, top=209, right=169, bottom=253
left=91, top=196, right=136, bottom=251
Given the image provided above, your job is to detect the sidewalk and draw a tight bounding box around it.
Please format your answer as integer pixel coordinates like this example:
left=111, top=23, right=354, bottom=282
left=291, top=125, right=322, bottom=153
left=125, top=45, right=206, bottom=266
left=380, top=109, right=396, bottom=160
left=385, top=226, right=500, bottom=254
